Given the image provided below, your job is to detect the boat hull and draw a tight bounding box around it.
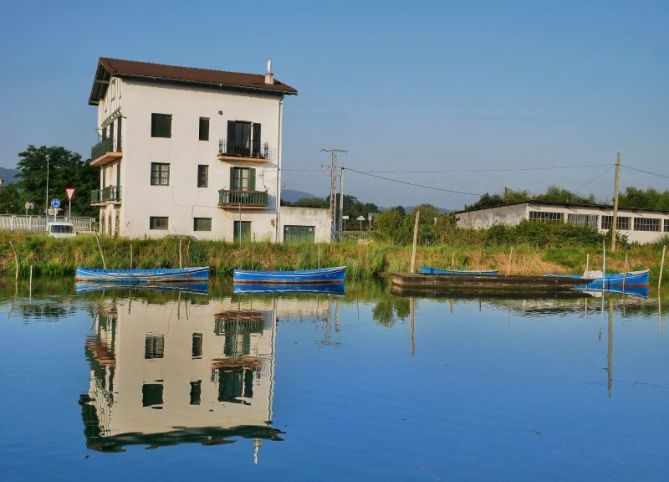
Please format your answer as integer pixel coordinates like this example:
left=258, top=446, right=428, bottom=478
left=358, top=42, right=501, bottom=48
left=545, top=270, right=650, bottom=289
left=233, top=266, right=346, bottom=284
left=420, top=266, right=499, bottom=276
left=75, top=267, right=209, bottom=283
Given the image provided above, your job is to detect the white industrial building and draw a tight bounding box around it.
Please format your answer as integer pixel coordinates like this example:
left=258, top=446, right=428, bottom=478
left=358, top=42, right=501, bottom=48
left=456, top=201, right=669, bottom=244
left=87, top=57, right=330, bottom=242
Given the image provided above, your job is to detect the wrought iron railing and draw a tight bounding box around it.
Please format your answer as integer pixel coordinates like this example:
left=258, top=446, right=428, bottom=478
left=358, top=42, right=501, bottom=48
left=90, top=186, right=122, bottom=204
left=218, top=139, right=273, bottom=161
left=91, top=137, right=115, bottom=160
left=218, top=189, right=268, bottom=208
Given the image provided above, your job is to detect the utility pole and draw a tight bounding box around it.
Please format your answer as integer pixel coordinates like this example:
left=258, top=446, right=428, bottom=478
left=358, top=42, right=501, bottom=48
left=322, top=148, right=347, bottom=241
left=338, top=166, right=345, bottom=237
left=611, top=152, right=622, bottom=252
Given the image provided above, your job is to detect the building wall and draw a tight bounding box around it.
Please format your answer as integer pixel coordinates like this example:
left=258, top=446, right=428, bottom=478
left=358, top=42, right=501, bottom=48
left=456, top=202, right=669, bottom=244
left=280, top=206, right=331, bottom=242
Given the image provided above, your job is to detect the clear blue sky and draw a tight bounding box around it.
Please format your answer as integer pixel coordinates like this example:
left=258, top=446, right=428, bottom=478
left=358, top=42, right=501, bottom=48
left=0, top=0, right=667, bottom=209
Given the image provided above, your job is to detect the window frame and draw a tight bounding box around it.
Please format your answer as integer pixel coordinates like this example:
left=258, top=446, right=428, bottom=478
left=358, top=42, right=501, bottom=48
left=149, top=216, right=169, bottom=230
left=193, top=217, right=212, bottom=232
left=199, top=117, right=209, bottom=141
left=528, top=211, right=563, bottom=222
left=601, top=215, right=630, bottom=231
left=633, top=217, right=661, bottom=232
left=151, top=113, right=172, bottom=138
left=197, top=164, right=208, bottom=188
left=150, top=162, right=170, bottom=186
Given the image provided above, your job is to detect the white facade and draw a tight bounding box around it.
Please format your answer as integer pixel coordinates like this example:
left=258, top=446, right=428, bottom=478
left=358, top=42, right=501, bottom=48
left=456, top=201, right=669, bottom=244
left=89, top=59, right=330, bottom=242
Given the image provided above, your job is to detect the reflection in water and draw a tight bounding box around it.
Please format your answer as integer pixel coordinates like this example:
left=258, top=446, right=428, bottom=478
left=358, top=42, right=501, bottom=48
left=79, top=291, right=332, bottom=457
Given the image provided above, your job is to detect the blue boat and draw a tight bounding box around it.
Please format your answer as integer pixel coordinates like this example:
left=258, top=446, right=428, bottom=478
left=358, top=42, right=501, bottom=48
left=75, top=266, right=209, bottom=283
left=545, top=269, right=650, bottom=290
left=233, top=266, right=346, bottom=284
left=420, top=266, right=499, bottom=276
left=233, top=283, right=345, bottom=295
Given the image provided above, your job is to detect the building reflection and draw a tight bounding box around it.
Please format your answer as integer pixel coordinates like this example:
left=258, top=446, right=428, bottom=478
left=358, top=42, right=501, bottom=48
left=79, top=292, right=330, bottom=456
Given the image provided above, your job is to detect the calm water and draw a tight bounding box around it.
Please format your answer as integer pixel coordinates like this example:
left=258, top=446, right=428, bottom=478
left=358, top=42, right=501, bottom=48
left=0, top=280, right=668, bottom=481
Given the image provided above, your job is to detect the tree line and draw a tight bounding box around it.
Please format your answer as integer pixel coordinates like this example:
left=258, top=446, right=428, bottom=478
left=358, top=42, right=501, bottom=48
left=0, top=146, right=97, bottom=217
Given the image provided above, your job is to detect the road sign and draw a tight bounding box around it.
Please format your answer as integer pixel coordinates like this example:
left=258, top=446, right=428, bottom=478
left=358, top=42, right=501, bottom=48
left=50, top=198, right=61, bottom=209
left=65, top=187, right=76, bottom=201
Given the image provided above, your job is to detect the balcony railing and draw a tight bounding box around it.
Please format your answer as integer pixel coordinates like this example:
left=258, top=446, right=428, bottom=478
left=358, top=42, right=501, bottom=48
left=90, top=186, right=122, bottom=205
left=218, top=139, right=273, bottom=162
left=218, top=189, right=268, bottom=208
left=91, top=137, right=114, bottom=160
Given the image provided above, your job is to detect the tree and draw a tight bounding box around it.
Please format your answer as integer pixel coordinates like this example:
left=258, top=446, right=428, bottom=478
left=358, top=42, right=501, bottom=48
left=16, top=146, right=98, bottom=217
left=0, top=183, right=22, bottom=214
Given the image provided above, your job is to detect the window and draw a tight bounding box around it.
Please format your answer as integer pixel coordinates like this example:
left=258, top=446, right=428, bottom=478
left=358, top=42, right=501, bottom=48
left=190, top=381, right=202, bottom=405
left=218, top=368, right=254, bottom=401
left=199, top=117, right=209, bottom=141
left=197, top=165, right=208, bottom=188
left=634, top=217, right=661, bottom=232
left=529, top=211, right=563, bottom=222
left=567, top=214, right=598, bottom=228
left=665, top=219, right=669, bottom=232
left=192, top=333, right=203, bottom=358
left=284, top=225, right=315, bottom=243
left=150, top=216, right=169, bottom=230
left=231, top=167, right=255, bottom=191
left=145, top=335, right=165, bottom=359
left=601, top=216, right=630, bottom=230
left=193, top=217, right=212, bottom=232
left=151, top=113, right=172, bottom=138
left=151, top=162, right=170, bottom=186
left=226, top=121, right=262, bottom=157
left=142, top=383, right=163, bottom=407
left=233, top=221, right=251, bottom=243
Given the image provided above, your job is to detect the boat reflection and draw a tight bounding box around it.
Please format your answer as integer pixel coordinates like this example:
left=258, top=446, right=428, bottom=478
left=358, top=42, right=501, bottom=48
left=75, top=282, right=209, bottom=295
left=78, top=288, right=328, bottom=457
left=233, top=283, right=344, bottom=295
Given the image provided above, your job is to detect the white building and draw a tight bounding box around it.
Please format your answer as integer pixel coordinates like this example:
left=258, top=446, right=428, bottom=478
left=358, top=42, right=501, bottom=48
left=88, top=57, right=330, bottom=242
left=456, top=201, right=669, bottom=244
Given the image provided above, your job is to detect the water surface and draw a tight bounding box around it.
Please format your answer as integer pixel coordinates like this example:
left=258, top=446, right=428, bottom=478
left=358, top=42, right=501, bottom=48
left=0, top=281, right=667, bottom=481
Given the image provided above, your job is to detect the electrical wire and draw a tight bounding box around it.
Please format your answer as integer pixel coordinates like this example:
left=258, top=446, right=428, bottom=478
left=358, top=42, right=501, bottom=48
left=344, top=167, right=482, bottom=197
left=359, top=163, right=612, bottom=174
left=622, top=165, right=669, bottom=180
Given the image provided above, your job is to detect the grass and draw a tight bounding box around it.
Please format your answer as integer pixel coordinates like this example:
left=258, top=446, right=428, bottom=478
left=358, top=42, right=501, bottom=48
left=0, top=232, right=667, bottom=283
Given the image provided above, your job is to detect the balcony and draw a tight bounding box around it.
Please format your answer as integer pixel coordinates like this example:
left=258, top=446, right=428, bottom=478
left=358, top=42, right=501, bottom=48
left=90, top=138, right=122, bottom=167
left=218, top=189, right=268, bottom=209
left=90, top=186, right=122, bottom=206
left=217, top=139, right=273, bottom=163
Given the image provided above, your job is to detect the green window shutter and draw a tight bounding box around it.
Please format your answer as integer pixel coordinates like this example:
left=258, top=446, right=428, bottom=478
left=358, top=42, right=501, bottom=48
left=249, top=168, right=256, bottom=190
left=230, top=167, right=235, bottom=190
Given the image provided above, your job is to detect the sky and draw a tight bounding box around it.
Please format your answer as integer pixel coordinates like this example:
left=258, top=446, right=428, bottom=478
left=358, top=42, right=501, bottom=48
left=0, top=0, right=667, bottom=209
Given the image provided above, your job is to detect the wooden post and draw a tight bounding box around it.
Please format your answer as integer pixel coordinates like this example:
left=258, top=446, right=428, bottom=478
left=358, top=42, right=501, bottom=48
left=410, top=210, right=420, bottom=273
left=622, top=251, right=629, bottom=293
left=451, top=251, right=455, bottom=269
left=179, top=238, right=183, bottom=268
left=585, top=253, right=589, bottom=274
left=602, top=239, right=607, bottom=294
left=658, top=245, right=666, bottom=292
left=506, top=246, right=513, bottom=277
left=9, top=240, right=19, bottom=281
left=186, top=240, right=190, bottom=267
left=130, top=243, right=133, bottom=269
left=94, top=232, right=107, bottom=269
left=611, top=152, right=622, bottom=252
left=29, top=264, right=33, bottom=300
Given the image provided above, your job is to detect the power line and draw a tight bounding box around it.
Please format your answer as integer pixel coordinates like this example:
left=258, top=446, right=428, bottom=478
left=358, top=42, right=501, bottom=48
left=622, top=165, right=669, bottom=180
left=345, top=167, right=482, bottom=197
left=358, top=163, right=612, bottom=174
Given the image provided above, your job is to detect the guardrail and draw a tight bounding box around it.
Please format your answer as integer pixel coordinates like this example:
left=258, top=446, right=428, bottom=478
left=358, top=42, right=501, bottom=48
left=91, top=137, right=114, bottom=160
left=218, top=139, right=273, bottom=161
left=0, top=215, right=94, bottom=232
left=218, top=189, right=268, bottom=208
left=90, top=186, right=121, bottom=204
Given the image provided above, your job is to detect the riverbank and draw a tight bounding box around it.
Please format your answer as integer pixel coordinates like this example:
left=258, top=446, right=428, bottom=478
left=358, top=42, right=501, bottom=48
left=1, top=231, right=666, bottom=281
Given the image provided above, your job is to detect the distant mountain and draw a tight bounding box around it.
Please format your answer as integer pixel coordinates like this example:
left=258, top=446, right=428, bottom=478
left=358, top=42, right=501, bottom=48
left=0, top=167, right=17, bottom=186
left=282, top=189, right=322, bottom=203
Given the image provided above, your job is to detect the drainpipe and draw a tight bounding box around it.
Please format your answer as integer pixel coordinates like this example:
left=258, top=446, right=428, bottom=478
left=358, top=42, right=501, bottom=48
left=275, top=97, right=283, bottom=242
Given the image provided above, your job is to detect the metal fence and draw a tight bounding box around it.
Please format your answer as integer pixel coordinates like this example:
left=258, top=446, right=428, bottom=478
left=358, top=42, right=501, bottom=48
left=0, top=215, right=94, bottom=232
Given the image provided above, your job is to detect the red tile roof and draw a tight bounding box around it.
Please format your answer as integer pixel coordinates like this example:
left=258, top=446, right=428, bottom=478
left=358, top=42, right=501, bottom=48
left=89, top=57, right=297, bottom=104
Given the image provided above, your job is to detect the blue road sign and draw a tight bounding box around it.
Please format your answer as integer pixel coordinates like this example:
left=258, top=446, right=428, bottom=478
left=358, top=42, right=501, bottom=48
left=50, top=198, right=61, bottom=209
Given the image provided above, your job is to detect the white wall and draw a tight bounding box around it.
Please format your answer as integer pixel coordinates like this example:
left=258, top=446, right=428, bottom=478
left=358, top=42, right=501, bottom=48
left=456, top=202, right=669, bottom=244
left=280, top=206, right=332, bottom=242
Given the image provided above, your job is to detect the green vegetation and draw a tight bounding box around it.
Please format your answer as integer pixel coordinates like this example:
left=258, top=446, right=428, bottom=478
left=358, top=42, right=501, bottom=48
left=1, top=228, right=666, bottom=281
left=464, top=186, right=596, bottom=211
left=1, top=145, right=97, bottom=216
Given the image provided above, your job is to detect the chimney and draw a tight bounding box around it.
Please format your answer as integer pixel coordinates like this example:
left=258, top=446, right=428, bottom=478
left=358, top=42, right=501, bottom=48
left=264, top=58, right=274, bottom=85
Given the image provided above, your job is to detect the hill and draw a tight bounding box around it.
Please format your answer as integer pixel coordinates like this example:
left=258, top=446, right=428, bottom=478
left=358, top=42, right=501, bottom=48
left=0, top=167, right=17, bottom=185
